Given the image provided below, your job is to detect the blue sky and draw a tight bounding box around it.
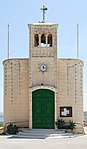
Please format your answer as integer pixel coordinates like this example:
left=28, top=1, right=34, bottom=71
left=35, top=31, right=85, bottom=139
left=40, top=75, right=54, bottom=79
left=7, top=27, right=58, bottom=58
left=0, top=0, right=87, bottom=112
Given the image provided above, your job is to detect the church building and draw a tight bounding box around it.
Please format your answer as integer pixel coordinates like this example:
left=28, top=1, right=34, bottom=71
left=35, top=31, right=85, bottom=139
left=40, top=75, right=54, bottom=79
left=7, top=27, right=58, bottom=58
left=3, top=6, right=84, bottom=130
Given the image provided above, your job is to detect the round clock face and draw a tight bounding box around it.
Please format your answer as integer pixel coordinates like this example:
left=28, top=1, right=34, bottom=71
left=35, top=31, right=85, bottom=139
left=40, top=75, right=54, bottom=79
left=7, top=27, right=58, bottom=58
left=40, top=64, right=47, bottom=72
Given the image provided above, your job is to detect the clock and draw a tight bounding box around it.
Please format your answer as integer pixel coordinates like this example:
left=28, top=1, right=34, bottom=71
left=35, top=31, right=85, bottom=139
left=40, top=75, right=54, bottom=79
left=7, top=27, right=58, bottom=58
left=40, top=64, right=47, bottom=72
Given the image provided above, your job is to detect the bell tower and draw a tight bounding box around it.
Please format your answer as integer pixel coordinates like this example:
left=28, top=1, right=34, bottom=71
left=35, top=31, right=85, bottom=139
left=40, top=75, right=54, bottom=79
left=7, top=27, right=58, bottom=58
left=28, top=6, right=58, bottom=58
left=28, top=6, right=58, bottom=89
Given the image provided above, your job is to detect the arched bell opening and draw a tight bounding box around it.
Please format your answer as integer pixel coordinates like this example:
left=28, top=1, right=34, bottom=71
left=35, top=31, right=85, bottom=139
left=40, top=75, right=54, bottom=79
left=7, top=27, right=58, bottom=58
left=47, top=33, right=52, bottom=47
left=41, top=33, right=46, bottom=47
left=34, top=34, right=39, bottom=47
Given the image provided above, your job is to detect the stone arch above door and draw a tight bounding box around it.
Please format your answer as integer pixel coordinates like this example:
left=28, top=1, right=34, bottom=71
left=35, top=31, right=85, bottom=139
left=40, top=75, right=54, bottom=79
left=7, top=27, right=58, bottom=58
left=29, top=85, right=57, bottom=93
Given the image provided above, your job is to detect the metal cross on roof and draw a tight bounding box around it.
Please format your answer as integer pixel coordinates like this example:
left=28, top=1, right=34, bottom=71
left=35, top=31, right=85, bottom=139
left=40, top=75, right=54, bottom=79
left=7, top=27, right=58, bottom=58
left=40, top=5, right=48, bottom=23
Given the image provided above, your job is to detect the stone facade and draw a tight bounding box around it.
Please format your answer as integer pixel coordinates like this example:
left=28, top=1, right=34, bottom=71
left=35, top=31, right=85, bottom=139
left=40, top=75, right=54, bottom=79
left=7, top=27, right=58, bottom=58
left=3, top=22, right=84, bottom=129
left=3, top=59, right=29, bottom=127
left=57, top=59, right=83, bottom=124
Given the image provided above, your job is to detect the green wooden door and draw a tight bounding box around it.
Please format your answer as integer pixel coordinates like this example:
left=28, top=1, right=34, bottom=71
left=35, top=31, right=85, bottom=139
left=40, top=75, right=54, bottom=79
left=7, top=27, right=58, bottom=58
left=32, top=89, right=55, bottom=129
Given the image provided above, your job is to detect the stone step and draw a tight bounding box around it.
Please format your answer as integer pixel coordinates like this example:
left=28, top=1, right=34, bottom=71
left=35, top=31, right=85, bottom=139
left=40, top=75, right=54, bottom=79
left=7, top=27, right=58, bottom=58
left=19, top=128, right=66, bottom=135
left=16, top=129, right=74, bottom=139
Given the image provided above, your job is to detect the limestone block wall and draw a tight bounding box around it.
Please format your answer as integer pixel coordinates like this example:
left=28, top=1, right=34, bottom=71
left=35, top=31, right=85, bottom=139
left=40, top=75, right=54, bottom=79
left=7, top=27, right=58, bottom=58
left=57, top=59, right=84, bottom=124
left=3, top=59, right=29, bottom=126
left=29, top=57, right=57, bottom=88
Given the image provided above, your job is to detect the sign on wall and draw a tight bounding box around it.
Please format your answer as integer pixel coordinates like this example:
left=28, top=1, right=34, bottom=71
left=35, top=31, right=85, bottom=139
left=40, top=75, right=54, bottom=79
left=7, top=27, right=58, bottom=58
left=60, top=107, right=72, bottom=117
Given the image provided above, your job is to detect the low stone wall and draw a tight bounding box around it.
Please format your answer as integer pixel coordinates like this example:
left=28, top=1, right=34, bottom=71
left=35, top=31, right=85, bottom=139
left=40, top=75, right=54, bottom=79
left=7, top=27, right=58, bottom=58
left=60, top=123, right=85, bottom=134
left=73, top=127, right=84, bottom=134
left=0, top=127, right=4, bottom=134
left=84, top=121, right=87, bottom=126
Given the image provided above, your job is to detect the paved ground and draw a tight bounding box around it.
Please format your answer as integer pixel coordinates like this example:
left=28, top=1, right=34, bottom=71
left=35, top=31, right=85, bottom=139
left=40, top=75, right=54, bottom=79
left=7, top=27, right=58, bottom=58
left=0, top=128, right=87, bottom=149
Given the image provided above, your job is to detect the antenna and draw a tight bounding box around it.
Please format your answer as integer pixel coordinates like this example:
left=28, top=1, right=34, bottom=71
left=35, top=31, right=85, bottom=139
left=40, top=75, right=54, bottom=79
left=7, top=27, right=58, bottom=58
left=77, top=24, right=79, bottom=59
left=8, top=24, right=10, bottom=59
left=41, top=5, right=48, bottom=22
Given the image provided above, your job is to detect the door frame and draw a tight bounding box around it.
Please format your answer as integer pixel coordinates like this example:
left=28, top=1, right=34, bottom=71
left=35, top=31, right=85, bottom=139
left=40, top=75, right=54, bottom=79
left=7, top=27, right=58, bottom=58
left=32, top=89, right=55, bottom=129
left=29, top=85, right=58, bottom=129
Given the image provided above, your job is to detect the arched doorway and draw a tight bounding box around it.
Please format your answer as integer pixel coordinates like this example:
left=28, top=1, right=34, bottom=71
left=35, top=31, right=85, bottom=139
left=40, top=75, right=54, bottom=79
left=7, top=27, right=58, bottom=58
left=32, top=89, right=55, bottom=129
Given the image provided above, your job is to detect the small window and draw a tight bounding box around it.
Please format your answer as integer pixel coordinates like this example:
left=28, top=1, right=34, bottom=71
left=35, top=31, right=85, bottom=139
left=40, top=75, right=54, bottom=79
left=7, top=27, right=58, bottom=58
left=34, top=34, right=39, bottom=47
left=47, top=34, right=52, bottom=47
left=41, top=34, right=46, bottom=47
